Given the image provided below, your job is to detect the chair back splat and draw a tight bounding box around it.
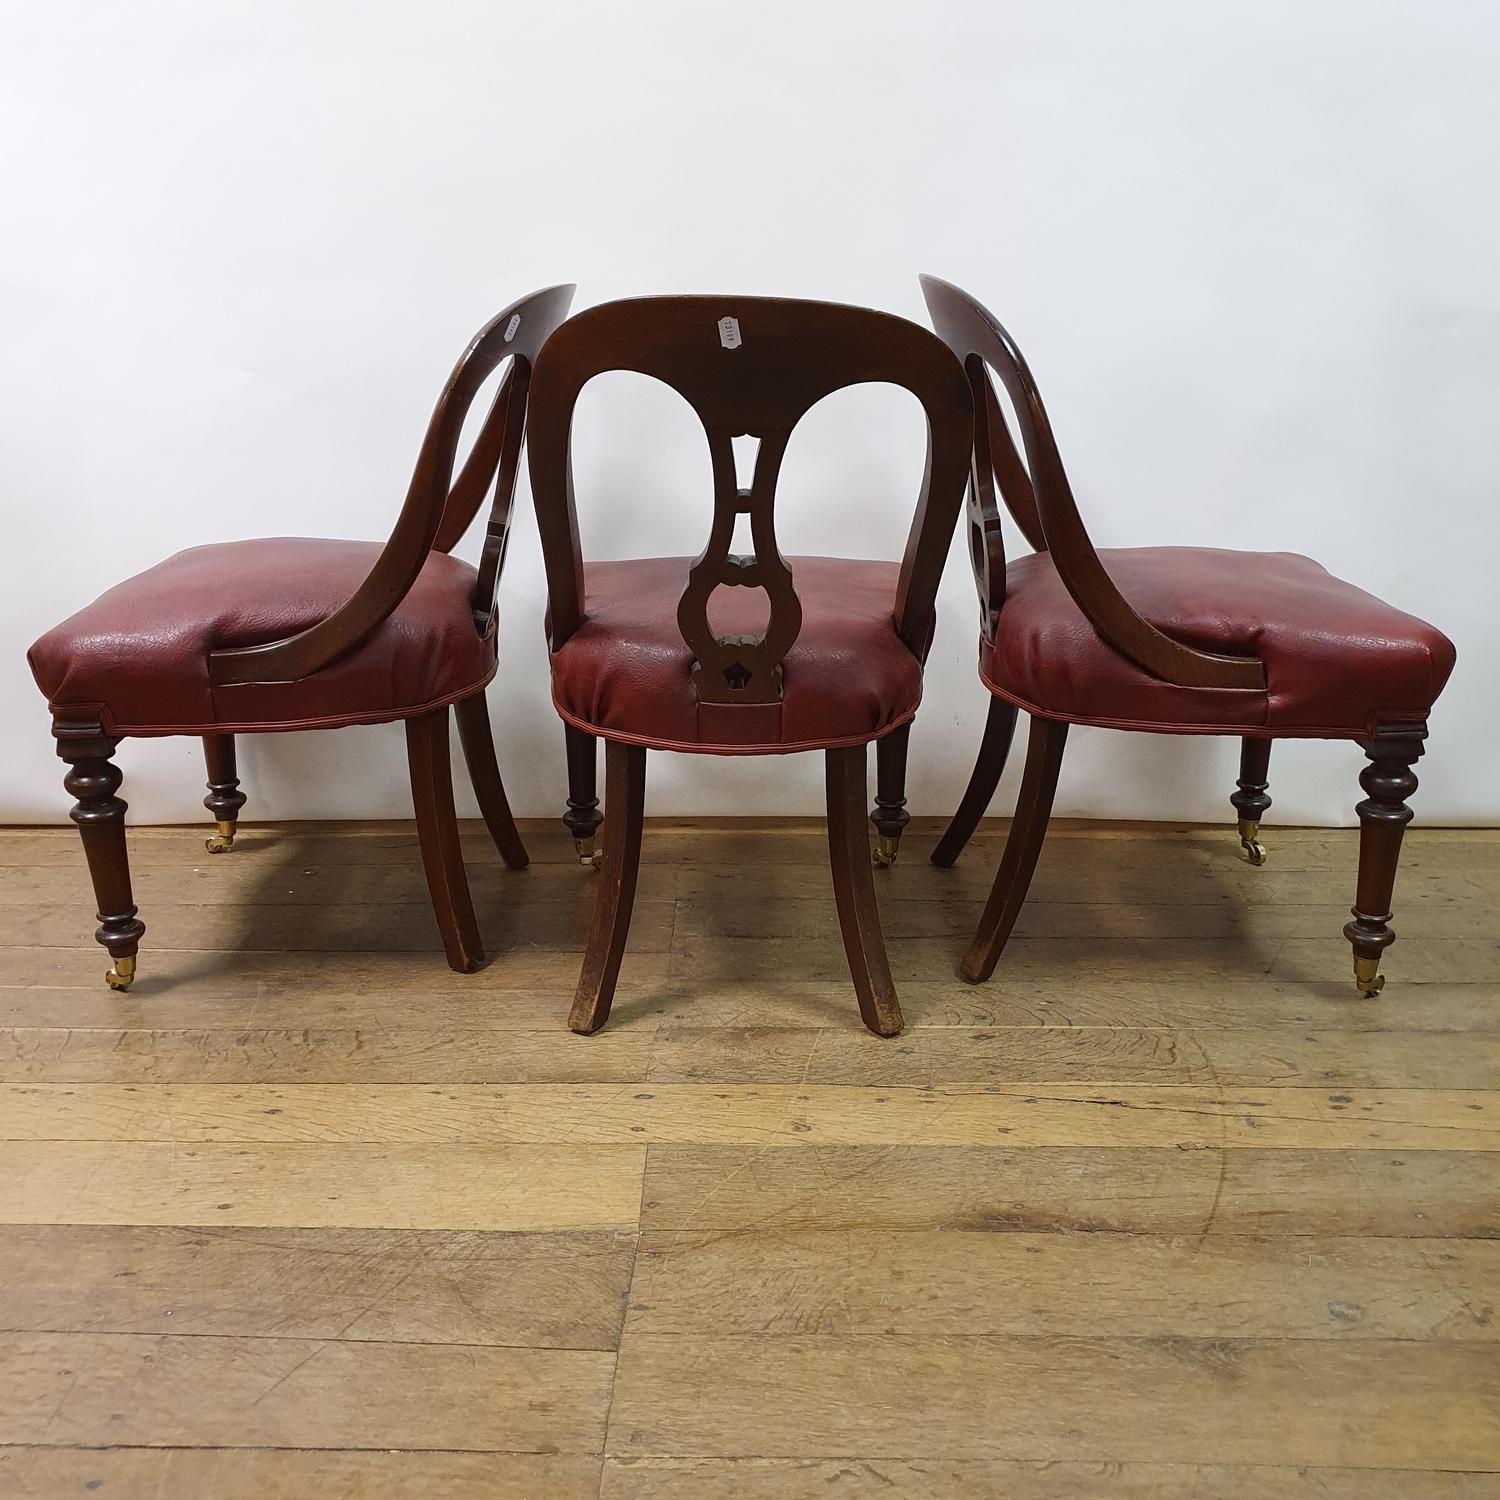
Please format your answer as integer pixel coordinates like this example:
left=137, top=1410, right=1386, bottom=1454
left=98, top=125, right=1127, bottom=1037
left=527, top=295, right=973, bottom=741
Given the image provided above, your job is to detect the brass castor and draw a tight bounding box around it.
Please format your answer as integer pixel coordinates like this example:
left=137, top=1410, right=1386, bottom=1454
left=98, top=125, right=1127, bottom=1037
left=574, top=836, right=603, bottom=869
left=205, top=820, right=237, bottom=854
left=872, top=834, right=901, bottom=868
left=105, top=954, right=137, bottom=991
left=1354, top=954, right=1385, bottom=997
left=1237, top=818, right=1266, bottom=866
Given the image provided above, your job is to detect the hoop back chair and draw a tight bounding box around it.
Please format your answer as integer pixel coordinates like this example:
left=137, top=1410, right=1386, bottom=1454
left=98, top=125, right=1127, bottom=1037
left=920, top=275, right=1456, bottom=996
left=528, top=294, right=972, bottom=1035
left=29, top=283, right=576, bottom=988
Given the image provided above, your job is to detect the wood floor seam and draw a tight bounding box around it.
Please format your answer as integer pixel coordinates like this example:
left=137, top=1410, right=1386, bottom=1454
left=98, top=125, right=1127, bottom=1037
left=2, top=823, right=1494, bottom=1483
left=0, top=1326, right=625, bottom=1353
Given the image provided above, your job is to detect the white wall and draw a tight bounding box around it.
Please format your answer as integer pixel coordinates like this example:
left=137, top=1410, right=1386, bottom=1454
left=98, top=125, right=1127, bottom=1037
left=3, top=1, right=1495, bottom=827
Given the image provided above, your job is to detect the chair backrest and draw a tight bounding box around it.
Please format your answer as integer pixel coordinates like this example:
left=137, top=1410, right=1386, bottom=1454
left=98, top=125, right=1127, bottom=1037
left=209, top=283, right=576, bottom=686
left=527, top=294, right=972, bottom=709
left=918, top=275, right=1264, bottom=690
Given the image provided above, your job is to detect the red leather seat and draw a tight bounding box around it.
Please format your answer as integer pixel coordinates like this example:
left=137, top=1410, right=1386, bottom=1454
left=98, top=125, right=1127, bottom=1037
left=29, top=537, right=495, bottom=736
left=983, top=546, right=1456, bottom=738
left=550, top=555, right=922, bottom=753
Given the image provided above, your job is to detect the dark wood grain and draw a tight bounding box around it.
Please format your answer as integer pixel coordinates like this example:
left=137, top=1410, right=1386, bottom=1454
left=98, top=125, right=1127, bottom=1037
left=201, top=733, right=247, bottom=854
left=570, top=742, right=648, bottom=1034
left=678, top=428, right=801, bottom=707
left=406, top=707, right=484, bottom=974
left=1230, top=736, right=1273, bottom=865
left=1345, top=724, right=1427, bottom=995
left=52, top=715, right=143, bottom=991
left=455, top=691, right=528, bottom=872
left=826, top=744, right=902, bottom=1035
left=870, top=723, right=912, bottom=866
left=932, top=697, right=1019, bottom=868
left=961, top=715, right=1069, bottom=983
left=563, top=724, right=604, bottom=865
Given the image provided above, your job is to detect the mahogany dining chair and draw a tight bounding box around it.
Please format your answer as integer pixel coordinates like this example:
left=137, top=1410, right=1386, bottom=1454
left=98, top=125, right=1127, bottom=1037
left=527, top=295, right=972, bottom=1036
left=920, top=275, right=1456, bottom=997
left=28, top=284, right=576, bottom=988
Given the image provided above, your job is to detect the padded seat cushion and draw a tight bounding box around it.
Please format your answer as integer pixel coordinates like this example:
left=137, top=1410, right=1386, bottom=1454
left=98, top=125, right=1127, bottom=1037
left=982, top=546, right=1456, bottom=737
left=550, top=556, right=921, bottom=753
left=29, top=538, right=495, bottom=735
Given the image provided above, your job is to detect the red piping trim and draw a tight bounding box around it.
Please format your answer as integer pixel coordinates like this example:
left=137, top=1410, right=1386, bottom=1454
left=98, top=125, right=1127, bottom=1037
left=49, top=665, right=499, bottom=739
left=551, top=699, right=919, bottom=755
left=976, top=668, right=1425, bottom=741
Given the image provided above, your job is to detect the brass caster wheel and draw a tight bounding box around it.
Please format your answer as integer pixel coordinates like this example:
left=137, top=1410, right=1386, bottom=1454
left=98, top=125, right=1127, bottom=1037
left=574, top=837, right=603, bottom=869
left=872, top=835, right=901, bottom=868
left=1353, top=955, right=1385, bottom=997
left=205, top=820, right=236, bottom=854
left=105, top=955, right=137, bottom=992
left=1237, top=819, right=1266, bottom=866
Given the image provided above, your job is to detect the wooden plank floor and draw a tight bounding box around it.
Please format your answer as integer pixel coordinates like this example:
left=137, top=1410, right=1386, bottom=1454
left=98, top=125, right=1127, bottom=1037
left=0, top=816, right=1497, bottom=1498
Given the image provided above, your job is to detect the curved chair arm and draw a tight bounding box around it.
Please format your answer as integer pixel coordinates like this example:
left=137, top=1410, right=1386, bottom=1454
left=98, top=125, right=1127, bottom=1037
left=209, top=284, right=575, bottom=687
left=920, top=275, right=1264, bottom=691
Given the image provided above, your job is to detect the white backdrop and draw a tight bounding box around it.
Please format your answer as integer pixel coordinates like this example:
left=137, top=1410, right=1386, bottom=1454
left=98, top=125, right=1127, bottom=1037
left=2, top=1, right=1495, bottom=828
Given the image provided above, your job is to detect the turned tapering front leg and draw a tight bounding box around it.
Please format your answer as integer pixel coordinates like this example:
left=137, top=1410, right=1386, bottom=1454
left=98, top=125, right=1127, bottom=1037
left=54, top=716, right=144, bottom=990
left=1230, top=737, right=1272, bottom=865
left=564, top=724, right=604, bottom=867
left=1343, top=726, right=1426, bottom=996
left=870, top=723, right=911, bottom=867
left=202, top=734, right=248, bottom=853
